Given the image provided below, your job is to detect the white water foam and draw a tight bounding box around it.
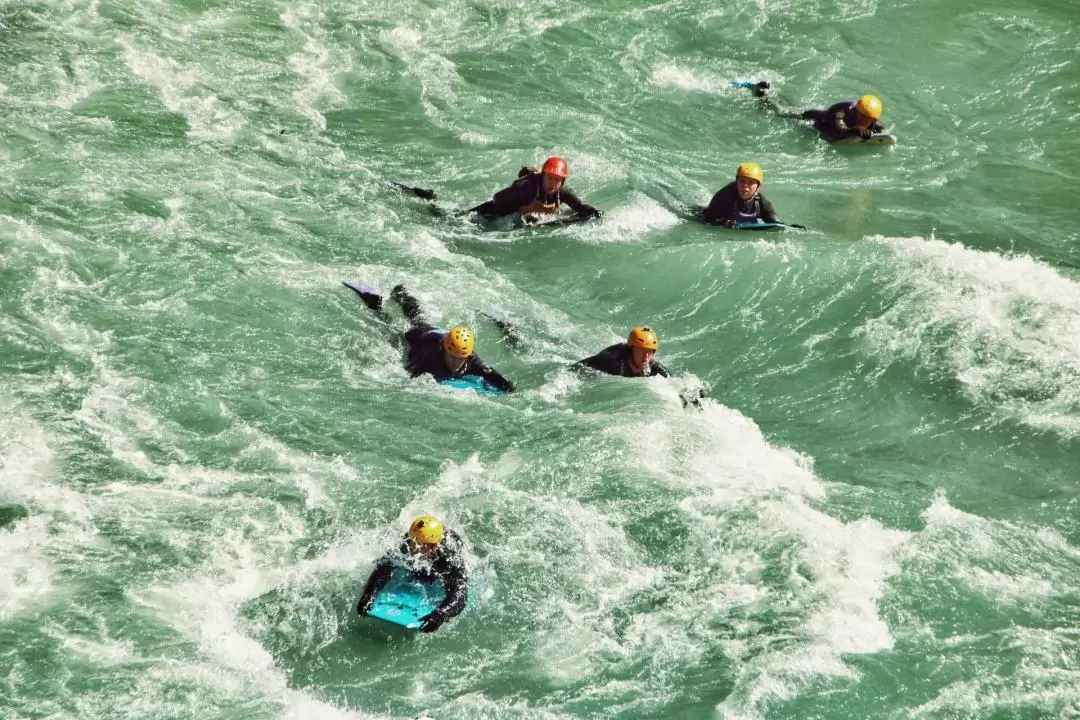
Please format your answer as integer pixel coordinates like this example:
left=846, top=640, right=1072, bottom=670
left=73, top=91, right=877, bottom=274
left=575, top=193, right=681, bottom=244
left=612, top=399, right=909, bottom=718
left=423, top=390, right=909, bottom=718
left=69, top=372, right=389, bottom=717
left=917, top=493, right=1080, bottom=607
left=118, top=37, right=243, bottom=141
left=8, top=263, right=389, bottom=716
left=280, top=3, right=351, bottom=131
left=0, top=396, right=97, bottom=620
left=379, top=24, right=463, bottom=129
left=130, top=525, right=389, bottom=720
left=651, top=64, right=739, bottom=95
left=859, top=235, right=1080, bottom=437
left=888, top=494, right=1080, bottom=717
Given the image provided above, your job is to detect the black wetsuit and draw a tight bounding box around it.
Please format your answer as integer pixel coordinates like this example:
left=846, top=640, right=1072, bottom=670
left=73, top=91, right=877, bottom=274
left=471, top=169, right=599, bottom=219
left=574, top=342, right=670, bottom=378
left=799, top=101, right=886, bottom=142
left=703, top=182, right=779, bottom=226
left=357, top=530, right=468, bottom=632
left=392, top=286, right=515, bottom=392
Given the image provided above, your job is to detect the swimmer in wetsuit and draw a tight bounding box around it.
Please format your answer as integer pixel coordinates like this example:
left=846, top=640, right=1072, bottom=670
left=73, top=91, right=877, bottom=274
left=573, top=326, right=710, bottom=408
left=703, top=162, right=779, bottom=227
left=574, top=326, right=671, bottom=378
left=468, top=156, right=601, bottom=222
left=357, top=516, right=468, bottom=633
left=751, top=82, right=887, bottom=142
left=347, top=282, right=516, bottom=392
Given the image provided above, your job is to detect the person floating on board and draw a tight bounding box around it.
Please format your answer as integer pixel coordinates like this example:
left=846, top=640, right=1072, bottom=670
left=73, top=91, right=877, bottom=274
left=574, top=327, right=707, bottom=407
left=702, top=162, right=780, bottom=228
left=347, top=283, right=516, bottom=392
left=357, top=516, right=468, bottom=633
left=750, top=82, right=886, bottom=142
left=467, top=156, right=602, bottom=223
left=574, top=326, right=671, bottom=378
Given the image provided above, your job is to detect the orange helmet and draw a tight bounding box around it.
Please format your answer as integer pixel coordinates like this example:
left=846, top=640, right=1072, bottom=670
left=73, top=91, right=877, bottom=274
left=627, top=326, right=659, bottom=350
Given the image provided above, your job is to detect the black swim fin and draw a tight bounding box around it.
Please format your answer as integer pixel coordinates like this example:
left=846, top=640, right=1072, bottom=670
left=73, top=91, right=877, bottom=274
left=390, top=181, right=437, bottom=201
left=479, top=310, right=526, bottom=350
left=730, top=80, right=771, bottom=97
left=342, top=281, right=384, bottom=312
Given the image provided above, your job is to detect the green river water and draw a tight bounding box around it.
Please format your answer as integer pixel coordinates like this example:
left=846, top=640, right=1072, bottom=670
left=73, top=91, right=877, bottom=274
left=2, top=0, right=1079, bottom=718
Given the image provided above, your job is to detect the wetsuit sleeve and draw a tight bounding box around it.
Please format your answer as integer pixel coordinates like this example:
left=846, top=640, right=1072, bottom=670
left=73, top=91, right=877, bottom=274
left=467, top=354, right=516, bottom=392
left=434, top=533, right=468, bottom=619
left=758, top=195, right=779, bottom=223
left=560, top=187, right=599, bottom=217
left=650, top=360, right=671, bottom=378
left=573, top=345, right=624, bottom=376
left=436, top=561, right=468, bottom=619
left=703, top=186, right=736, bottom=225
left=357, top=556, right=394, bottom=613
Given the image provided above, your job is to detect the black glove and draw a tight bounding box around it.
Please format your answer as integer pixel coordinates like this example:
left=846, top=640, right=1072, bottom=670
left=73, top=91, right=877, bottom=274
left=859, top=127, right=874, bottom=139
left=418, top=609, right=445, bottom=633
left=582, top=206, right=603, bottom=219
left=752, top=81, right=771, bottom=98
left=357, top=594, right=375, bottom=616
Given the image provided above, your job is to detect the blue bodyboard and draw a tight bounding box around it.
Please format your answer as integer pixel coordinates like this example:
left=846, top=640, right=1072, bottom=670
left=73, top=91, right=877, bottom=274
left=439, top=374, right=504, bottom=394
left=368, top=572, right=447, bottom=630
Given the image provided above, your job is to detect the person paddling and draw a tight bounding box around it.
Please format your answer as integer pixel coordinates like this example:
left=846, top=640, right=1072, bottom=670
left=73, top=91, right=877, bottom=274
left=467, top=156, right=602, bottom=223
left=749, top=82, right=887, bottom=142
left=703, top=162, right=780, bottom=227
left=357, top=516, right=468, bottom=634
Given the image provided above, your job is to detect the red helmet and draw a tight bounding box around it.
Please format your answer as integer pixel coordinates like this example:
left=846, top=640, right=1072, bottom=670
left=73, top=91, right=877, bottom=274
left=542, top=156, right=569, bottom=179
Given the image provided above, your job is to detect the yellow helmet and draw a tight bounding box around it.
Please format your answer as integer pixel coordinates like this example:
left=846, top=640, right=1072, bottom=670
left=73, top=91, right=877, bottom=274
left=855, top=94, right=882, bottom=120
left=736, top=162, right=764, bottom=184
left=409, top=516, right=444, bottom=545
left=443, top=326, right=475, bottom=358
left=627, top=326, right=659, bottom=351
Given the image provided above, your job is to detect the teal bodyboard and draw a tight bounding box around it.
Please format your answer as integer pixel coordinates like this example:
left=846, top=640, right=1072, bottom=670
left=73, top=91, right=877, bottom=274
left=439, top=375, right=504, bottom=394
left=733, top=222, right=785, bottom=231
left=690, top=206, right=788, bottom=231
left=368, top=572, right=446, bottom=630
